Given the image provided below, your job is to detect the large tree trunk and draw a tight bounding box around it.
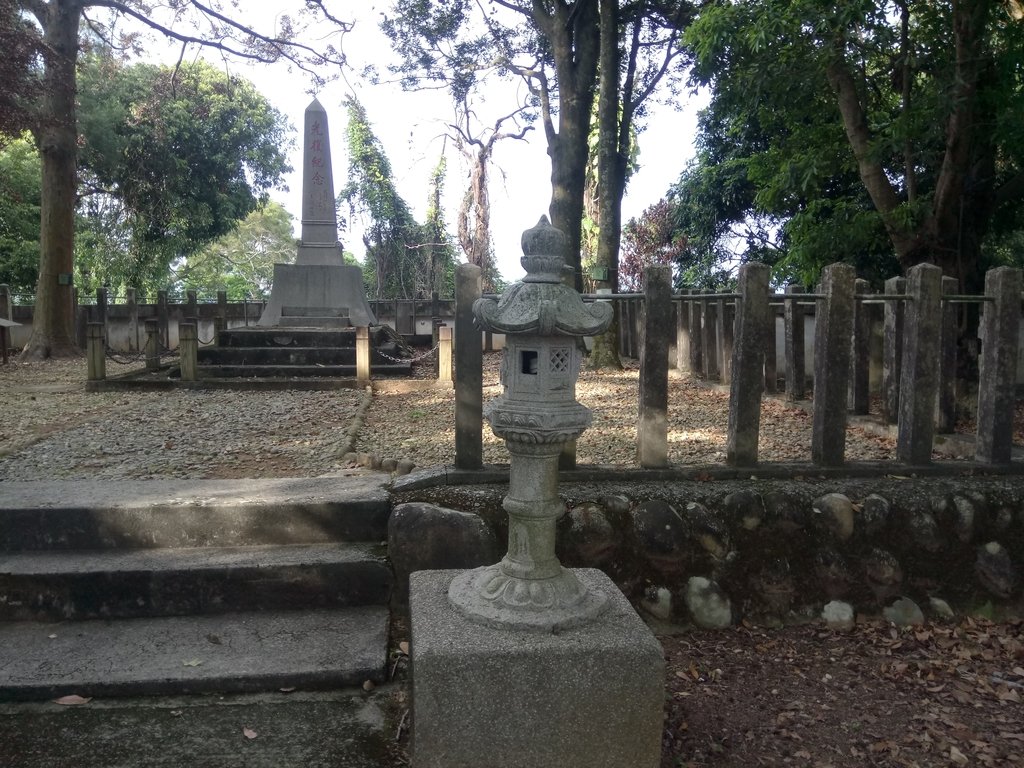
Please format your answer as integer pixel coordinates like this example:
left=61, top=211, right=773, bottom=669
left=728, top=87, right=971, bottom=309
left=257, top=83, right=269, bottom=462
left=534, top=0, right=600, bottom=293
left=589, top=0, right=623, bottom=369
left=23, top=0, right=81, bottom=360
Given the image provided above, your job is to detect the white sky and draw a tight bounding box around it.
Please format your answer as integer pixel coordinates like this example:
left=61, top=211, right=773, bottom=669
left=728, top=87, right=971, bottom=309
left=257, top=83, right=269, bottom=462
left=132, top=3, right=705, bottom=283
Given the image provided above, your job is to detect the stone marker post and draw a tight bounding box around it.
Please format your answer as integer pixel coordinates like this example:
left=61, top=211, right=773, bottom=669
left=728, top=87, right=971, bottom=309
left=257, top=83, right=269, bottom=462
left=0, top=284, right=10, bottom=322
left=179, top=323, right=198, bottom=382
left=811, top=263, right=855, bottom=466
left=848, top=279, right=871, bottom=414
left=764, top=303, right=778, bottom=393
left=976, top=266, right=1023, bottom=464
left=702, top=299, right=718, bottom=379
left=882, top=276, right=906, bottom=423
left=896, top=264, right=942, bottom=465
left=937, top=276, right=958, bottom=433
left=412, top=218, right=664, bottom=768
left=454, top=263, right=483, bottom=470
left=157, top=291, right=169, bottom=349
left=638, top=265, right=671, bottom=468
left=727, top=263, right=770, bottom=466
left=86, top=322, right=106, bottom=382
left=355, top=326, right=370, bottom=384
left=719, top=297, right=734, bottom=384
left=144, top=320, right=160, bottom=371
left=676, top=289, right=691, bottom=373
left=438, top=326, right=453, bottom=383
left=784, top=283, right=806, bottom=400
left=688, top=292, right=703, bottom=373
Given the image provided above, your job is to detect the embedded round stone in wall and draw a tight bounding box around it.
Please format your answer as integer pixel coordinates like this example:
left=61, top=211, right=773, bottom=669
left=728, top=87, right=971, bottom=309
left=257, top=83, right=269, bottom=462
left=951, top=495, right=979, bottom=543
left=864, top=548, right=903, bottom=605
left=640, top=585, right=673, bottom=621
left=749, top=559, right=794, bottom=616
left=812, top=493, right=855, bottom=541
left=860, top=494, right=891, bottom=537
left=975, top=541, right=1017, bottom=599
left=388, top=503, right=500, bottom=599
left=814, top=548, right=854, bottom=599
left=559, top=502, right=619, bottom=567
left=763, top=490, right=806, bottom=533
left=883, top=597, right=924, bottom=627
left=821, top=600, right=855, bottom=632
left=684, top=576, right=732, bottom=629
left=598, top=494, right=631, bottom=517
left=630, top=500, right=688, bottom=575
left=908, top=510, right=943, bottom=553
left=722, top=489, right=765, bottom=531
left=684, top=501, right=729, bottom=559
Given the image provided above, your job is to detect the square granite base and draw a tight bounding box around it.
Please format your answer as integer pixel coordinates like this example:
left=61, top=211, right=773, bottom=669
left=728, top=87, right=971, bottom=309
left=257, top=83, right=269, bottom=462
left=410, top=569, right=665, bottom=768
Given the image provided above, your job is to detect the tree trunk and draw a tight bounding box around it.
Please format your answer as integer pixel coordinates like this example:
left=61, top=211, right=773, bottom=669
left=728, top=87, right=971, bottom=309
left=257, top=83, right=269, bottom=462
left=23, top=0, right=81, bottom=360
left=589, top=0, right=623, bottom=369
left=535, top=0, right=600, bottom=293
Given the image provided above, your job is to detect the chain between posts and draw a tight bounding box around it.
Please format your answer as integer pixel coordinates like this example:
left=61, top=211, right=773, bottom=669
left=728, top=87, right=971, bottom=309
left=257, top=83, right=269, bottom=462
left=104, top=347, right=178, bottom=365
left=375, top=341, right=439, bottom=364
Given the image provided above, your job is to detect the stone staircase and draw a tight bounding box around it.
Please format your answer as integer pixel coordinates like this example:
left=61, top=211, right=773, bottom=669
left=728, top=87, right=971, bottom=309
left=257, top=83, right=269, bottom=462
left=0, top=476, right=393, bottom=700
left=196, top=326, right=412, bottom=378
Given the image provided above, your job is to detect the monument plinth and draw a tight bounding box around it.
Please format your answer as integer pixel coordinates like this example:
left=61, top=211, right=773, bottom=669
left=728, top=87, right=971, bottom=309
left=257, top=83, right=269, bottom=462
left=258, top=98, right=376, bottom=328
left=410, top=219, right=665, bottom=768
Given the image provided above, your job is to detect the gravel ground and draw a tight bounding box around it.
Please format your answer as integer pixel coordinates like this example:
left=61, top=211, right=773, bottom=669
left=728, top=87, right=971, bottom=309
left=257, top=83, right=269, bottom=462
left=2, top=352, right=900, bottom=480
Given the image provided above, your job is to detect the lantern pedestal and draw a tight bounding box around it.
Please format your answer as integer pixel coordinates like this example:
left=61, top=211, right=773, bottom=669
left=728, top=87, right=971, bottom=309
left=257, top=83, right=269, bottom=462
left=410, top=569, right=665, bottom=768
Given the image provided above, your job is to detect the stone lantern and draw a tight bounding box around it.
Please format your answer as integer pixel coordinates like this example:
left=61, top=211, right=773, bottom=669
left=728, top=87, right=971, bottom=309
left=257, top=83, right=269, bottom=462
left=447, top=216, right=613, bottom=631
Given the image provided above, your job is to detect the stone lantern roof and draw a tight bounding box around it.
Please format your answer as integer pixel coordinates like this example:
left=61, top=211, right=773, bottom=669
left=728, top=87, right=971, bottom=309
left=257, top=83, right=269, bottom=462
left=473, top=217, right=612, bottom=337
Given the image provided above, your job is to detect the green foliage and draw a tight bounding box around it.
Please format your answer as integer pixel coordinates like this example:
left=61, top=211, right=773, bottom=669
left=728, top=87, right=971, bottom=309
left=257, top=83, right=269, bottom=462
left=341, top=97, right=434, bottom=299
left=174, top=201, right=297, bottom=300
left=0, top=134, right=40, bottom=294
left=669, top=0, right=1024, bottom=287
left=74, top=55, right=293, bottom=294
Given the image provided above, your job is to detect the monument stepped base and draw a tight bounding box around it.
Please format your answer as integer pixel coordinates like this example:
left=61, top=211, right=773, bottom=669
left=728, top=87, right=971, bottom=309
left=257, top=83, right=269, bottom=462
left=197, top=326, right=412, bottom=377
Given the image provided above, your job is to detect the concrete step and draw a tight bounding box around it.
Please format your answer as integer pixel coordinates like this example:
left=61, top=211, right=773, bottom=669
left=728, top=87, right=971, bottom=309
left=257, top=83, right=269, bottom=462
left=218, top=327, right=393, bottom=348
left=0, top=606, right=389, bottom=700
left=0, top=687, right=405, bottom=768
left=195, top=363, right=412, bottom=378
left=196, top=346, right=403, bottom=366
left=0, top=542, right=392, bottom=621
left=0, top=476, right=391, bottom=552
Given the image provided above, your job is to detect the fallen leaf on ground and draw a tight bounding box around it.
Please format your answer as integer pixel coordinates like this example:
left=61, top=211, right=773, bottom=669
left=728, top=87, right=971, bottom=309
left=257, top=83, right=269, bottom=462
left=182, top=659, right=203, bottom=667
left=243, top=727, right=258, bottom=740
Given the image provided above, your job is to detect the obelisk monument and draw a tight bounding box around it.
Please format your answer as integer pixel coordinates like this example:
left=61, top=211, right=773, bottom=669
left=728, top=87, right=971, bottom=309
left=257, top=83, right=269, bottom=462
left=258, top=98, right=376, bottom=327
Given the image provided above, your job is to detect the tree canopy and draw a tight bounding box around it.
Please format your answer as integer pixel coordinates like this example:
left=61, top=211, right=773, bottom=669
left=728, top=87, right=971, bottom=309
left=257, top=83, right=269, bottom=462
left=669, top=0, right=1024, bottom=290
left=8, top=0, right=351, bottom=358
left=74, top=55, right=292, bottom=294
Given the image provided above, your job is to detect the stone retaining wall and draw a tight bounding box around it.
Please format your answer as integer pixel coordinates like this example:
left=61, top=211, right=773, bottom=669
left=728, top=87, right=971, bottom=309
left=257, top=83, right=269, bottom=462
left=389, top=472, right=1024, bottom=628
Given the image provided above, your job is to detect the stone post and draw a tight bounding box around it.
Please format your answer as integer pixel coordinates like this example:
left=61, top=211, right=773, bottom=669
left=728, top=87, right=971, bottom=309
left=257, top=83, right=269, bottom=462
left=455, top=263, right=483, bottom=470
left=936, top=276, right=958, bottom=433
left=675, top=289, right=691, bottom=373
left=896, top=264, right=943, bottom=464
left=86, top=322, right=106, bottom=381
left=144, top=319, right=160, bottom=371
left=74, top=287, right=86, bottom=349
left=976, top=266, right=1023, bottom=464
left=96, top=287, right=108, bottom=344
left=784, top=283, right=806, bottom=400
left=688, top=292, right=703, bottom=374
left=702, top=299, right=718, bottom=379
left=438, top=325, right=453, bottom=383
left=621, top=299, right=634, bottom=358
left=727, top=263, right=770, bottom=466
left=217, top=291, right=228, bottom=338
left=848, top=278, right=871, bottom=414
left=0, top=284, right=10, bottom=321
left=811, top=264, right=856, bottom=466
left=720, top=297, right=734, bottom=384
left=882, top=276, right=906, bottom=423
left=356, top=325, right=371, bottom=384
left=637, top=265, right=671, bottom=468
left=124, top=288, right=138, bottom=352
left=157, top=290, right=170, bottom=349
left=179, top=323, right=198, bottom=382
left=186, top=290, right=198, bottom=321
left=764, top=303, right=778, bottom=393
